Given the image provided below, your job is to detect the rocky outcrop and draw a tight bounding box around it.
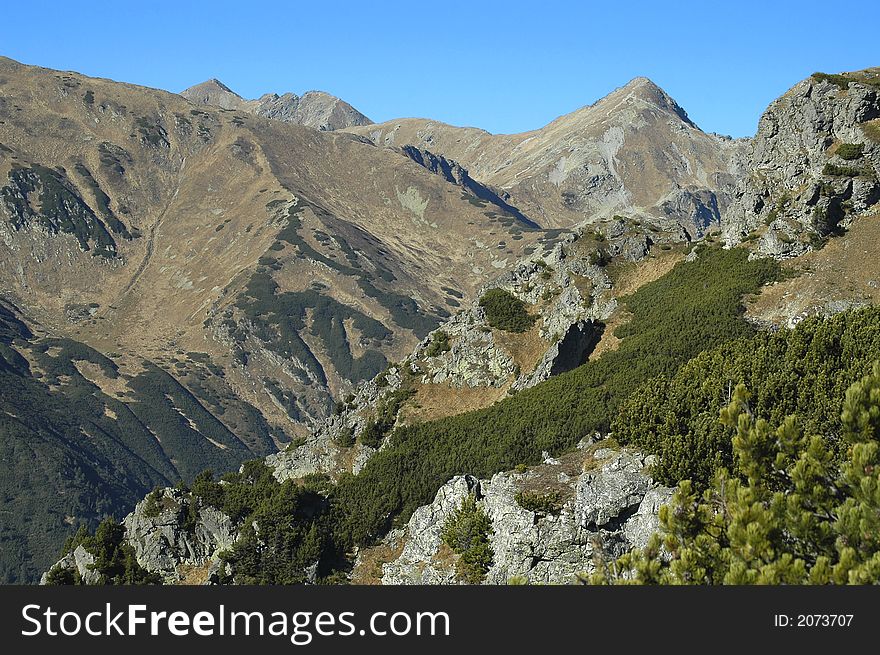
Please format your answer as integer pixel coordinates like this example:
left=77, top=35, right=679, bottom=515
left=267, top=366, right=404, bottom=481
left=379, top=444, right=672, bottom=585
left=723, top=72, right=880, bottom=257
left=41, top=489, right=237, bottom=584
left=40, top=546, right=101, bottom=585
left=122, top=489, right=236, bottom=581
left=419, top=308, right=518, bottom=388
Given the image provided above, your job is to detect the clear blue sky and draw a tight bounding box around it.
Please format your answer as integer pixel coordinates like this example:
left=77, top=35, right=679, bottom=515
left=3, top=0, right=876, bottom=138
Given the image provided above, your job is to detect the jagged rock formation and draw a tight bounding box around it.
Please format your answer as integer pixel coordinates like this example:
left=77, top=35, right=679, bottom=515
left=40, top=546, right=102, bottom=585
left=418, top=231, right=619, bottom=392
left=43, top=488, right=237, bottom=584
left=122, top=489, right=236, bottom=581
left=349, top=78, right=741, bottom=235
left=377, top=444, right=672, bottom=584
left=181, top=79, right=372, bottom=131
left=267, top=366, right=405, bottom=481
left=723, top=70, right=880, bottom=257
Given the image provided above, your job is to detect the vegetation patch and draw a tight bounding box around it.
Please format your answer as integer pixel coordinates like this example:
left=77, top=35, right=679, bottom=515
left=514, top=489, right=565, bottom=515
left=615, top=305, right=880, bottom=487
left=811, top=72, right=851, bottom=90
left=424, top=330, right=451, bottom=357
left=440, top=494, right=494, bottom=584
left=822, top=162, right=869, bottom=178
left=862, top=120, right=880, bottom=144
left=593, top=367, right=880, bottom=584
left=235, top=270, right=389, bottom=385
left=0, top=164, right=119, bottom=257
left=45, top=518, right=161, bottom=585
left=190, top=462, right=333, bottom=584
left=479, top=288, right=536, bottom=333
left=835, top=142, right=864, bottom=160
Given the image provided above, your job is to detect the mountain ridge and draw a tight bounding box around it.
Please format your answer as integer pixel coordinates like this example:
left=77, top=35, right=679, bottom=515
left=180, top=78, right=372, bottom=131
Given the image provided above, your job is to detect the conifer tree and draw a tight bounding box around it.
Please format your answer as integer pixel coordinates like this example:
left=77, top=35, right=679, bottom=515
left=591, top=363, right=880, bottom=584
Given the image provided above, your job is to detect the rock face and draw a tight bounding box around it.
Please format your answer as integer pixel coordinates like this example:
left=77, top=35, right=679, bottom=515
left=42, top=488, right=237, bottom=584
left=723, top=71, right=880, bottom=257
left=267, top=366, right=405, bottom=481
left=421, top=230, right=620, bottom=393
left=40, top=546, right=101, bottom=585
left=181, top=79, right=372, bottom=131
left=122, top=489, right=236, bottom=581
left=380, top=446, right=672, bottom=585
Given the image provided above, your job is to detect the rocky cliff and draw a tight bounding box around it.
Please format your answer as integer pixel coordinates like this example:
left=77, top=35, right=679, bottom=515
left=723, top=70, right=880, bottom=257
left=43, top=488, right=237, bottom=585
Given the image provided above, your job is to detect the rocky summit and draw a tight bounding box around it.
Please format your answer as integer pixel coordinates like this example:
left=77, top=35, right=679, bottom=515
left=3, top=55, right=880, bottom=586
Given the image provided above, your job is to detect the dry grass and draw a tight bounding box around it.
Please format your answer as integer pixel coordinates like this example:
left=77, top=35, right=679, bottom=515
left=861, top=119, right=880, bottom=144
left=609, top=249, right=684, bottom=297
left=512, top=439, right=620, bottom=502
left=177, top=562, right=212, bottom=585
left=748, top=213, right=880, bottom=325
left=493, top=316, right=550, bottom=373
left=349, top=539, right=405, bottom=585
left=399, top=382, right=508, bottom=425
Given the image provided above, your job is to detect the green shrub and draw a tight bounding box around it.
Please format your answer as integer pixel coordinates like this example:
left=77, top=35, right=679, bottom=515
left=440, top=495, right=494, bottom=584
left=193, top=462, right=331, bottom=584
left=615, top=306, right=880, bottom=487
left=358, top=385, right=416, bottom=449
left=593, top=368, right=880, bottom=585
left=56, top=518, right=161, bottom=585
left=479, top=289, right=536, bottom=333
left=812, top=72, right=851, bottom=90
left=822, top=162, right=863, bottom=177
left=425, top=330, right=451, bottom=358
left=836, top=143, right=864, bottom=160
left=142, top=488, right=163, bottom=518
left=334, top=426, right=356, bottom=448
left=359, top=420, right=382, bottom=448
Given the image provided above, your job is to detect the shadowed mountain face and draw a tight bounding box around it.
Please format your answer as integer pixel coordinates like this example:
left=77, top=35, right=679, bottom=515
left=0, top=56, right=559, bottom=580
left=349, top=78, right=742, bottom=237
left=181, top=78, right=373, bottom=131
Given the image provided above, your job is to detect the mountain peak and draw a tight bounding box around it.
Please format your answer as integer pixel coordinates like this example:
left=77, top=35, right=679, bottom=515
left=606, top=76, right=696, bottom=128
left=181, top=78, right=245, bottom=110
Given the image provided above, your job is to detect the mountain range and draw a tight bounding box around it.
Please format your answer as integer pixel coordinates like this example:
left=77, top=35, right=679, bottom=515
left=1, top=55, right=879, bottom=583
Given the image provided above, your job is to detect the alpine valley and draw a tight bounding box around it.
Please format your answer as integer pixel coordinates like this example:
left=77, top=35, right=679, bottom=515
left=1, top=56, right=879, bottom=584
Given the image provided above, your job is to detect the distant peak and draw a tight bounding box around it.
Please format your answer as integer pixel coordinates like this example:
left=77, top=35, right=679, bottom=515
left=607, top=76, right=697, bottom=129
left=205, top=78, right=235, bottom=92
left=181, top=78, right=242, bottom=99
left=623, top=76, right=659, bottom=90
